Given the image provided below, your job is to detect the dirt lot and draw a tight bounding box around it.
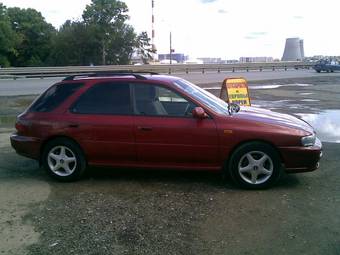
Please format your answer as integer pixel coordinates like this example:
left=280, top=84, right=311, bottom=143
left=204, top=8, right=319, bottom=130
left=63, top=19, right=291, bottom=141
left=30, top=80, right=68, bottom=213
left=0, top=75, right=339, bottom=255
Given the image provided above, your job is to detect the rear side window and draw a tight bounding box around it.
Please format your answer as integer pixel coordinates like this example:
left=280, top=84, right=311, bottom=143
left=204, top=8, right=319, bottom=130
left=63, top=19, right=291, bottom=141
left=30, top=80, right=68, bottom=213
left=70, top=82, right=131, bottom=115
left=29, top=83, right=83, bottom=112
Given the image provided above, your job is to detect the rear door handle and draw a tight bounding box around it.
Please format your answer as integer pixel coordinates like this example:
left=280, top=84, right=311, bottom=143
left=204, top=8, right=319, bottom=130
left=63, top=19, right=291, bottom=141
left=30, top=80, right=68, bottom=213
left=68, top=124, right=79, bottom=128
left=137, top=126, right=152, bottom=131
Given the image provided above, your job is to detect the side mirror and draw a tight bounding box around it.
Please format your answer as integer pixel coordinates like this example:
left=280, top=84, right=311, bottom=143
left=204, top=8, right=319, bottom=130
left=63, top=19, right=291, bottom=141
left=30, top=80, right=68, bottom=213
left=228, top=103, right=240, bottom=114
left=192, top=107, right=208, bottom=119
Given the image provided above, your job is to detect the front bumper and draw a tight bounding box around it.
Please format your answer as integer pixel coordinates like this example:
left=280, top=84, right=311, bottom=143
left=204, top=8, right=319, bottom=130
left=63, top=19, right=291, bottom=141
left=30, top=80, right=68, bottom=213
left=280, top=138, right=322, bottom=173
left=10, top=133, right=41, bottom=160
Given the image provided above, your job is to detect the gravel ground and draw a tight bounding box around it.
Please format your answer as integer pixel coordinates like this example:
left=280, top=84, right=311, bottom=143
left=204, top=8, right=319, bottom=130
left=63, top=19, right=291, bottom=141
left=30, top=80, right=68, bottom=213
left=0, top=75, right=339, bottom=255
left=1, top=141, right=339, bottom=255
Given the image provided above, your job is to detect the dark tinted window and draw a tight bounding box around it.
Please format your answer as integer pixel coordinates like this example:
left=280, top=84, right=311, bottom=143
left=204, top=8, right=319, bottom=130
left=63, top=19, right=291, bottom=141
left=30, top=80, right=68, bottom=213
left=29, top=83, right=83, bottom=112
left=133, top=84, right=196, bottom=117
left=71, top=82, right=131, bottom=115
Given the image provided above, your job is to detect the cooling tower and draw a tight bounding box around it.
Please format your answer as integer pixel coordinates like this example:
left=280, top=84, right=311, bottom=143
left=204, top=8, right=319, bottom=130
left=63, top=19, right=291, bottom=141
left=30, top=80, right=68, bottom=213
left=281, top=38, right=303, bottom=61
left=299, top=39, right=304, bottom=59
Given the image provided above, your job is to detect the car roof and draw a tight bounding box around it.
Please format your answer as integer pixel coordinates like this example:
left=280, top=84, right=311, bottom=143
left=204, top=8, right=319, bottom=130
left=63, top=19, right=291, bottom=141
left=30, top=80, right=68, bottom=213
left=62, top=73, right=181, bottom=84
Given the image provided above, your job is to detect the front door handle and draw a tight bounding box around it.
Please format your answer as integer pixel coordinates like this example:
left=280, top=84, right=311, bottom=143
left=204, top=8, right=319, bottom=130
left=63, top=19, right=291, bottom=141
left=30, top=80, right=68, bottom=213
left=68, top=124, right=79, bottom=128
left=137, top=126, right=152, bottom=131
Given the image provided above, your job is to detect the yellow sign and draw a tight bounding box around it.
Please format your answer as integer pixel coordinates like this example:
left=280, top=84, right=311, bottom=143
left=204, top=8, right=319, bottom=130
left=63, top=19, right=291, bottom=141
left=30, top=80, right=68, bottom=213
left=219, top=77, right=251, bottom=106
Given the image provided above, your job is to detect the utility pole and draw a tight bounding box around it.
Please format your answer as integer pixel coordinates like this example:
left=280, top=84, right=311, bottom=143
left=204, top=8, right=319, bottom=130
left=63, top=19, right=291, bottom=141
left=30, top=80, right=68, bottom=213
left=151, top=0, right=156, bottom=60
left=170, top=31, right=172, bottom=64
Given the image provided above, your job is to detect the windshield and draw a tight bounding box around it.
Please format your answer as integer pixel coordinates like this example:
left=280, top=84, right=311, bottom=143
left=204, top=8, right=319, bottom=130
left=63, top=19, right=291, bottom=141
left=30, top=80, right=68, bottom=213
left=174, top=79, right=230, bottom=115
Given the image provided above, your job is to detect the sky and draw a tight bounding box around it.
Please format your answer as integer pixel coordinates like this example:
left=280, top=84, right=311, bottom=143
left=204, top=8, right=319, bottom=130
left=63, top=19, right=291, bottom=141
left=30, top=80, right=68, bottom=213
left=1, top=0, right=340, bottom=59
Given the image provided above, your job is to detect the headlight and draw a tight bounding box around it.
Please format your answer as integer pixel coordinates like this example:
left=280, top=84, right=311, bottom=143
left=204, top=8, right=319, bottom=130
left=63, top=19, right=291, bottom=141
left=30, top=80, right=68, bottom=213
left=301, top=134, right=316, bottom=147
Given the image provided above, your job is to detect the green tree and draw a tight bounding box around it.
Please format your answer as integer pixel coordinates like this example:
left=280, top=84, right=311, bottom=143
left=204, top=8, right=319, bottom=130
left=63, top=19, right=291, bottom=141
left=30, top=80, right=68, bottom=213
left=7, top=7, right=55, bottom=66
left=0, top=4, right=17, bottom=67
left=105, top=23, right=136, bottom=64
left=136, top=31, right=156, bottom=64
left=49, top=20, right=102, bottom=66
left=82, top=0, right=136, bottom=65
left=1, top=0, right=154, bottom=67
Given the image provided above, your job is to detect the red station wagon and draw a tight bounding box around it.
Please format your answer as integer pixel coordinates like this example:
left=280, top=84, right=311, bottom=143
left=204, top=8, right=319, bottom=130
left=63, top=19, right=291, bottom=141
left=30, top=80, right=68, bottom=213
left=10, top=72, right=322, bottom=189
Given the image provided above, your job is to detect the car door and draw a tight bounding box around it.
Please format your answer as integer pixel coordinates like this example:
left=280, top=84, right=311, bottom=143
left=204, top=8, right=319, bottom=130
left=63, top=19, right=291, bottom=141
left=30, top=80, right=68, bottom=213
left=132, top=82, right=219, bottom=168
left=69, top=81, right=135, bottom=165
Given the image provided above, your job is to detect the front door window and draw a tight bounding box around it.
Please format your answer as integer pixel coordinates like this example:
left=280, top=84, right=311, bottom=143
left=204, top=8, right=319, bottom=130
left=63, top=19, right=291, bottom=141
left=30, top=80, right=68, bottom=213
left=133, top=84, right=196, bottom=117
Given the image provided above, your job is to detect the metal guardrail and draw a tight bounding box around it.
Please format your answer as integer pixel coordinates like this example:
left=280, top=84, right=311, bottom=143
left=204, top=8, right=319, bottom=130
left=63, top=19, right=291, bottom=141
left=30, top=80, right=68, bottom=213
left=0, top=62, right=314, bottom=79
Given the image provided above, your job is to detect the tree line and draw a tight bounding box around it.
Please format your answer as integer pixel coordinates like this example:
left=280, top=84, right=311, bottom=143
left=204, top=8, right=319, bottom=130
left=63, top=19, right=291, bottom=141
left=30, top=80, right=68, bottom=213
left=0, top=0, right=154, bottom=67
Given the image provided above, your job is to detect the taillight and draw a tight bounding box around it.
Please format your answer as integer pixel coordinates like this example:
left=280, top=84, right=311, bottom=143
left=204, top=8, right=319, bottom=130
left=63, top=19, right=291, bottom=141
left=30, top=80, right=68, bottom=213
left=15, top=119, right=30, bottom=134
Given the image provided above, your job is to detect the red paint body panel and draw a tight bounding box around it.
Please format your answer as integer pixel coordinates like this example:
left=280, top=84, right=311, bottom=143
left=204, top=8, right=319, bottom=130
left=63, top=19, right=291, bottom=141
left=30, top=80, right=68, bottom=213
left=10, top=75, right=322, bottom=174
left=75, top=114, right=136, bottom=165
left=279, top=143, right=322, bottom=172
left=10, top=134, right=41, bottom=160
left=134, top=116, right=219, bottom=167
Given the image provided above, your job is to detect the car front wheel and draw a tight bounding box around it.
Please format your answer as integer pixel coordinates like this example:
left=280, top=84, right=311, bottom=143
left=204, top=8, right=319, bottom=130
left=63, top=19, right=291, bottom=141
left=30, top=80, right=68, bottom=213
left=42, top=138, right=86, bottom=182
left=228, top=142, right=282, bottom=189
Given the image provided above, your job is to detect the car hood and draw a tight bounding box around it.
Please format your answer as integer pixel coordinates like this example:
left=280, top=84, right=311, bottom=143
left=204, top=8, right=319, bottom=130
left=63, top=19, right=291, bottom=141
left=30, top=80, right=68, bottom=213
left=232, top=106, right=314, bottom=133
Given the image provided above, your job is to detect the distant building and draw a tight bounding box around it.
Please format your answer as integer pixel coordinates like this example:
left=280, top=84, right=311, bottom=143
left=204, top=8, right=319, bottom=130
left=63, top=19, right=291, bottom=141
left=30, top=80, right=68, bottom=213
left=159, top=59, right=178, bottom=64
left=282, top=38, right=304, bottom=61
left=224, top=59, right=239, bottom=64
left=158, top=53, right=188, bottom=63
left=184, top=59, right=203, bottom=64
left=304, top=55, right=340, bottom=63
left=197, top=58, right=222, bottom=64
left=239, top=57, right=274, bottom=63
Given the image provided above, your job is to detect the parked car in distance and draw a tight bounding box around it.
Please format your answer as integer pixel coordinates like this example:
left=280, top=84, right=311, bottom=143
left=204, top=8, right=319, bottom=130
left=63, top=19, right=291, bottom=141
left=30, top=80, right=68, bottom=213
left=11, top=72, right=322, bottom=189
left=313, top=59, right=340, bottom=73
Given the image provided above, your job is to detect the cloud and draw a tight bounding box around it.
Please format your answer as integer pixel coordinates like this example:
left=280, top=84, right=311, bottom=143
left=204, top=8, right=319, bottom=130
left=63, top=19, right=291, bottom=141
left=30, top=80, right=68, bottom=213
left=218, top=9, right=228, bottom=14
left=249, top=32, right=267, bottom=36
left=293, top=15, right=304, bottom=19
left=244, top=32, right=268, bottom=40
left=46, top=9, right=59, bottom=15
left=200, top=0, right=217, bottom=3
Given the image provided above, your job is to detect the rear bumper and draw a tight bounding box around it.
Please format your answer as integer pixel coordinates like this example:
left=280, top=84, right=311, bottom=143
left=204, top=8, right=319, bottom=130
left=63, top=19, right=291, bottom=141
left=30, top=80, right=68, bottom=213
left=10, top=133, right=41, bottom=160
left=279, top=138, right=322, bottom=173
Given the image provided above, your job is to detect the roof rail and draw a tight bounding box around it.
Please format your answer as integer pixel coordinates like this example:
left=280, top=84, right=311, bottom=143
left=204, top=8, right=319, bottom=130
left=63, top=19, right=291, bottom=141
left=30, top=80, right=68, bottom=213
left=62, top=71, right=159, bottom=81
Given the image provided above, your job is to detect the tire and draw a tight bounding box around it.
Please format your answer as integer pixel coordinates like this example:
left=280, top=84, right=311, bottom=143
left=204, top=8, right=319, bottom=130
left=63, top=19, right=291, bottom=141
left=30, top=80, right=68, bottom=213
left=228, top=142, right=282, bottom=189
left=41, top=138, right=87, bottom=182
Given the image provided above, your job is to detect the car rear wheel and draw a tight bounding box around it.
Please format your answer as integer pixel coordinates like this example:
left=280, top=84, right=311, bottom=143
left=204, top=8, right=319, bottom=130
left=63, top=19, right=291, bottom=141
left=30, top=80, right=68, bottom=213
left=228, top=142, right=282, bottom=189
left=42, top=138, right=86, bottom=182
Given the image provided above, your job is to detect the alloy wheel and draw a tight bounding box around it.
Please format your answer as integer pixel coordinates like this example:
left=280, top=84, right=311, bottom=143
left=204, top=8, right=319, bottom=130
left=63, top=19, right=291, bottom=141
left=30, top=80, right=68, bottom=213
left=238, top=151, right=274, bottom=185
left=47, top=146, right=77, bottom=177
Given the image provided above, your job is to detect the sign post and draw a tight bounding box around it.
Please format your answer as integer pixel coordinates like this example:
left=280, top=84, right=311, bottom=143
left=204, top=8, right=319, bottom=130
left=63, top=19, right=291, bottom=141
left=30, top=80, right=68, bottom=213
left=219, top=78, right=251, bottom=106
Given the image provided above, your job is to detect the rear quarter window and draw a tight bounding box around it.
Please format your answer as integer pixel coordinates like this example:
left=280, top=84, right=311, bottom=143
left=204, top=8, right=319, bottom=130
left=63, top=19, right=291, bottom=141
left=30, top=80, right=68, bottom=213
left=70, top=82, right=131, bottom=115
left=29, top=82, right=83, bottom=112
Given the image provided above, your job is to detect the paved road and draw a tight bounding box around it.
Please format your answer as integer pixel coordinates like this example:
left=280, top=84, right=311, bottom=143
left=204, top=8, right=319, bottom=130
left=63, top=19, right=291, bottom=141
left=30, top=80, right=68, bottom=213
left=1, top=70, right=340, bottom=96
